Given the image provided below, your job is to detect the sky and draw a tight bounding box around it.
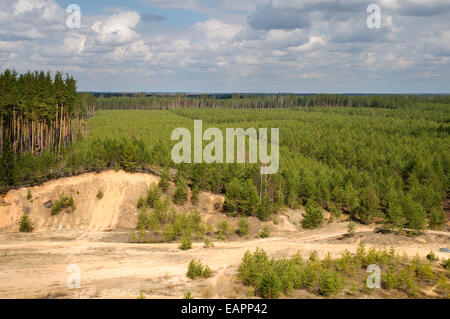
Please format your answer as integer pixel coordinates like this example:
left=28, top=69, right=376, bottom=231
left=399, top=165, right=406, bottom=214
left=0, top=0, right=449, bottom=93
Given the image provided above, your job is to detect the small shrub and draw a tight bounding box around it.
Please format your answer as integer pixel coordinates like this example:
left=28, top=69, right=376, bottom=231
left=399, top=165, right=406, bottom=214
left=302, top=204, right=324, bottom=229
left=214, top=199, right=223, bottom=211
left=355, top=242, right=366, bottom=267
left=413, top=258, right=434, bottom=281
left=137, top=196, right=146, bottom=209
left=237, top=217, right=249, bottom=236
left=398, top=267, right=419, bottom=297
left=258, top=269, right=282, bottom=298
left=146, top=184, right=161, bottom=208
left=259, top=224, right=270, bottom=238
left=347, top=221, right=356, bottom=237
left=336, top=250, right=355, bottom=276
left=329, top=205, right=342, bottom=220
left=437, top=275, right=450, bottom=298
left=159, top=168, right=171, bottom=192
left=27, top=190, right=32, bottom=201
left=137, top=210, right=152, bottom=230
left=153, top=200, right=170, bottom=224
left=406, top=205, right=426, bottom=234
left=383, top=266, right=399, bottom=290
left=19, top=214, right=34, bottom=232
left=206, top=223, right=214, bottom=235
left=203, top=238, right=214, bottom=248
left=318, top=270, right=344, bottom=296
left=299, top=262, right=320, bottom=289
left=138, top=291, right=146, bottom=299
left=238, top=248, right=270, bottom=286
left=183, top=291, right=194, bottom=299
left=426, top=251, right=438, bottom=262
left=96, top=189, right=104, bottom=200
left=51, top=195, right=75, bottom=215
left=348, top=282, right=360, bottom=296
left=191, top=186, right=200, bottom=205
left=179, top=235, right=192, bottom=250
left=272, top=216, right=279, bottom=225
left=442, top=258, right=450, bottom=270
left=217, top=220, right=230, bottom=240
left=429, top=208, right=446, bottom=230
left=173, top=178, right=189, bottom=206
left=203, top=265, right=211, bottom=278
left=256, top=199, right=271, bottom=221
left=187, top=259, right=211, bottom=279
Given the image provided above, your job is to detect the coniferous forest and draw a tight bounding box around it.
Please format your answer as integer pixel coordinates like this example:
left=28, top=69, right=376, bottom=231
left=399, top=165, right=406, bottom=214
left=1, top=69, right=449, bottom=233
left=0, top=70, right=89, bottom=155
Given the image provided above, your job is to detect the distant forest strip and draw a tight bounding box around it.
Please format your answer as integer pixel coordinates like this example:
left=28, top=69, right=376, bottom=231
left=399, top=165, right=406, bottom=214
left=91, top=92, right=450, bottom=110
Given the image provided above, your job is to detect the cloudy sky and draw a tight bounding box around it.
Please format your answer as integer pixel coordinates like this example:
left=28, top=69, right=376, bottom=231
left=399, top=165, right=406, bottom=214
left=0, top=0, right=449, bottom=93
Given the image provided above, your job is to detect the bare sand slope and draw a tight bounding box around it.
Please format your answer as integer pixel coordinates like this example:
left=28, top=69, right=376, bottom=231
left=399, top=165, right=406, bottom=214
left=0, top=171, right=162, bottom=232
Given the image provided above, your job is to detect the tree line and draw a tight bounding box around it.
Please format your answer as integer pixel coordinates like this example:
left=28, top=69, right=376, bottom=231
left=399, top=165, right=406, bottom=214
left=91, top=93, right=450, bottom=111
left=0, top=69, right=88, bottom=157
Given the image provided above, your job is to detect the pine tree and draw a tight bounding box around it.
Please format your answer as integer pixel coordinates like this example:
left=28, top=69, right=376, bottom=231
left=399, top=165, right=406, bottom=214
left=173, top=177, right=189, bottom=206
left=0, top=132, right=14, bottom=186
left=120, top=140, right=139, bottom=172
left=240, top=179, right=259, bottom=216
left=191, top=185, right=200, bottom=205
left=159, top=167, right=171, bottom=192
left=302, top=202, right=324, bottom=229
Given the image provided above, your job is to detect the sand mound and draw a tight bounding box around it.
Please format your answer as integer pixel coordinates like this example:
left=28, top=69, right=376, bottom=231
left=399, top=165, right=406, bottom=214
left=0, top=170, right=301, bottom=234
left=0, top=170, right=160, bottom=232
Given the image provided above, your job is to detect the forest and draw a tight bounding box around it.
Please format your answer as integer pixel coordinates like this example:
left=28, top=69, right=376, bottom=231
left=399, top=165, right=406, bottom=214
left=92, top=92, right=450, bottom=111
left=1, top=70, right=449, bottom=233
left=0, top=70, right=91, bottom=155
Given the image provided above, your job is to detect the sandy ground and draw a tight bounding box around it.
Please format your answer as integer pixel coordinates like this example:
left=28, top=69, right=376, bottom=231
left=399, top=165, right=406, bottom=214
left=0, top=171, right=449, bottom=299
left=0, top=224, right=449, bottom=299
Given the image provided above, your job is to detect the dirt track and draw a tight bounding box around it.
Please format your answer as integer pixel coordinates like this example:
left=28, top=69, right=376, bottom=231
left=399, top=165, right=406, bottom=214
left=0, top=224, right=449, bottom=299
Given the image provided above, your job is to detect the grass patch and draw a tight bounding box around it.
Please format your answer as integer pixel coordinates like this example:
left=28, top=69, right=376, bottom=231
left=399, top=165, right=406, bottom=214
left=50, top=195, right=75, bottom=215
left=187, top=259, right=211, bottom=279
left=179, top=235, right=192, bottom=250
left=96, top=189, right=104, bottom=199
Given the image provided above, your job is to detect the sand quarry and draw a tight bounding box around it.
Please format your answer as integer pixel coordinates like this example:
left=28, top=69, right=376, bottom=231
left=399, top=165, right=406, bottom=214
left=0, top=170, right=449, bottom=299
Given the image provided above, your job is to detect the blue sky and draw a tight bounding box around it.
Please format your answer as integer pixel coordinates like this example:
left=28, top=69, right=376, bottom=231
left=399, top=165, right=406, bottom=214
left=55, top=0, right=208, bottom=28
left=1, top=0, right=449, bottom=93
